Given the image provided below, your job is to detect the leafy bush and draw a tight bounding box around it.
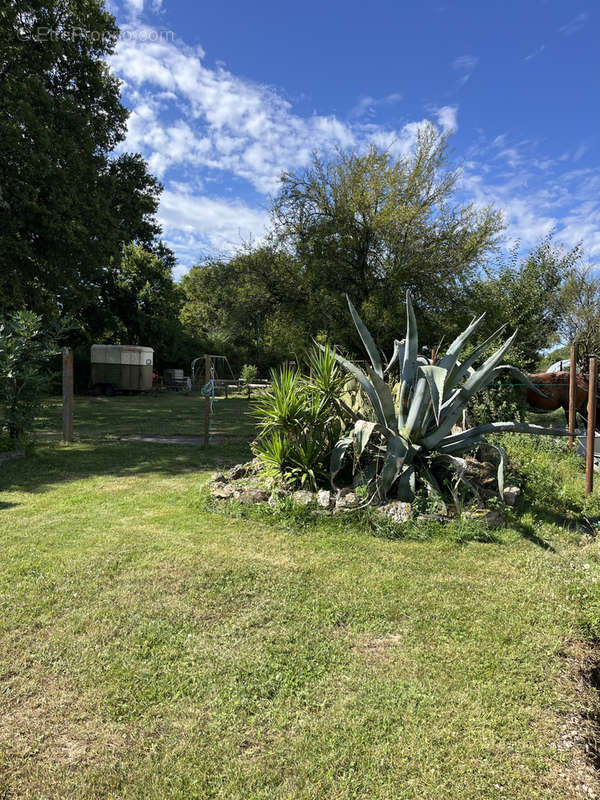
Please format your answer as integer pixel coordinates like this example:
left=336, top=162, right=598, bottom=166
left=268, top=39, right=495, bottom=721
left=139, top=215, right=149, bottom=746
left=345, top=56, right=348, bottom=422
left=251, top=348, right=345, bottom=490
left=240, top=364, right=258, bottom=385
left=467, top=345, right=529, bottom=426
left=0, top=311, right=61, bottom=443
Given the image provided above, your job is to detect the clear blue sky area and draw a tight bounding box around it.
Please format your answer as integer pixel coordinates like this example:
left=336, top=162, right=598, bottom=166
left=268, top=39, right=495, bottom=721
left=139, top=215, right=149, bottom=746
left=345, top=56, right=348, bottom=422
left=107, top=0, right=600, bottom=275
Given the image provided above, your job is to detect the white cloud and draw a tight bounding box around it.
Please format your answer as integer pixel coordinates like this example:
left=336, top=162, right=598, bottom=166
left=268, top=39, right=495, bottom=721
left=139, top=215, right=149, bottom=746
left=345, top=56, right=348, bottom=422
left=349, top=92, right=403, bottom=119
left=460, top=136, right=600, bottom=258
left=559, top=12, right=589, bottom=36
left=436, top=106, right=458, bottom=133
left=108, top=9, right=600, bottom=275
left=158, top=187, right=270, bottom=272
left=111, top=23, right=434, bottom=195
left=524, top=44, right=546, bottom=62
left=452, top=55, right=478, bottom=71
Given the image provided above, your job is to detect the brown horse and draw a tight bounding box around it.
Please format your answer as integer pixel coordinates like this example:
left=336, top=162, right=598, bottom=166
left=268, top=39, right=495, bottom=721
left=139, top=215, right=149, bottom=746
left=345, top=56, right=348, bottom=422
left=526, top=370, right=592, bottom=422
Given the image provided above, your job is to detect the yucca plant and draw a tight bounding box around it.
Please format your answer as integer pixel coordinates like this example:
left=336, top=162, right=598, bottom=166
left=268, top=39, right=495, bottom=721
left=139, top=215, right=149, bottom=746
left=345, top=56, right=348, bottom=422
left=252, top=357, right=343, bottom=490
left=326, top=293, right=568, bottom=503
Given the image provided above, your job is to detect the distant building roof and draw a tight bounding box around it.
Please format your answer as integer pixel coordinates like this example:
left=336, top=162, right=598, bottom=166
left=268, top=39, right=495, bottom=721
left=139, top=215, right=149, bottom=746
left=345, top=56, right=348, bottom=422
left=546, top=359, right=570, bottom=372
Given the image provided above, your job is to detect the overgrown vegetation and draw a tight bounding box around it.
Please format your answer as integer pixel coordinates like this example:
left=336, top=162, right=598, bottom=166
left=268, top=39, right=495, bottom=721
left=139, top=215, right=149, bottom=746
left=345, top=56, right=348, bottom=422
left=0, top=311, right=61, bottom=447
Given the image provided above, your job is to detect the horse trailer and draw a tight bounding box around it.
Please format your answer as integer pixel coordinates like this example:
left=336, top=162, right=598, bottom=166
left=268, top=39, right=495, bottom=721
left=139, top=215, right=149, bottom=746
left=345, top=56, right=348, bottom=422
left=90, top=345, right=154, bottom=395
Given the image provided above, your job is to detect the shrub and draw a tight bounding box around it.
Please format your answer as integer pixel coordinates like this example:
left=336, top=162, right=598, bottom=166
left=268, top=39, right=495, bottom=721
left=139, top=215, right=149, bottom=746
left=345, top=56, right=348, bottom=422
left=0, top=311, right=61, bottom=443
left=251, top=348, right=345, bottom=490
left=240, top=364, right=258, bottom=385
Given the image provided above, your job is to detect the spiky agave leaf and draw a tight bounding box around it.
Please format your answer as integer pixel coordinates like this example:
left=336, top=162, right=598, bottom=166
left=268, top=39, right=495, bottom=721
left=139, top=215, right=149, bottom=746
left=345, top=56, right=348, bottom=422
left=352, top=420, right=378, bottom=458
left=376, top=434, right=410, bottom=500
left=327, top=288, right=569, bottom=504
left=385, top=339, right=405, bottom=375
left=397, top=292, right=418, bottom=427
left=318, top=344, right=387, bottom=427
left=346, top=295, right=383, bottom=378
left=419, top=365, right=447, bottom=426
left=423, top=330, right=519, bottom=448
left=436, top=313, right=486, bottom=375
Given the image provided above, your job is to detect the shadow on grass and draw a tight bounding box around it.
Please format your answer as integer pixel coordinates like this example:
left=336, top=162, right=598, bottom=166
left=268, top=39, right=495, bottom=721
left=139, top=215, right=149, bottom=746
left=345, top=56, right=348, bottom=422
left=0, top=439, right=253, bottom=496
left=512, top=518, right=557, bottom=552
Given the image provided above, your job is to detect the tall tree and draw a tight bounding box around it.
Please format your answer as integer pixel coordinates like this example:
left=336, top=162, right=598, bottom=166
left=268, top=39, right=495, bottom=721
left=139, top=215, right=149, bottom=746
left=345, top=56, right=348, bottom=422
left=271, top=125, right=504, bottom=355
left=80, top=243, right=187, bottom=364
left=181, top=245, right=307, bottom=371
left=468, top=238, right=580, bottom=370
left=0, top=0, right=161, bottom=319
left=558, top=264, right=600, bottom=368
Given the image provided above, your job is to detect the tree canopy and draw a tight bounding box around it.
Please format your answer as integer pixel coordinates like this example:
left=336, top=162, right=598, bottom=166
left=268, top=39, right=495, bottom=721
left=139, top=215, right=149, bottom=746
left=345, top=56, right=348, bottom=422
left=0, top=1, right=165, bottom=328
left=270, top=125, right=504, bottom=353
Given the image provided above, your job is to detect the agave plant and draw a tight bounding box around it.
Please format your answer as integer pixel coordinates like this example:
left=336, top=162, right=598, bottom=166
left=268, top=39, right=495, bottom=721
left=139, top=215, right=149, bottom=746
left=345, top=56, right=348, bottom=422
left=326, top=293, right=568, bottom=503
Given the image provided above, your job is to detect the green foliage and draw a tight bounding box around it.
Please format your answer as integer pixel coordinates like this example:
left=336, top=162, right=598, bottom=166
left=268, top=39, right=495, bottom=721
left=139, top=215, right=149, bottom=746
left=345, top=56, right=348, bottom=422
left=328, top=294, right=568, bottom=503
left=88, top=243, right=192, bottom=367
left=466, top=345, right=530, bottom=427
left=251, top=349, right=344, bottom=490
left=271, top=126, right=504, bottom=353
left=0, top=310, right=61, bottom=442
left=240, top=364, right=258, bottom=385
left=468, top=238, right=579, bottom=370
left=0, top=2, right=163, bottom=319
left=559, top=265, right=600, bottom=368
left=537, top=345, right=570, bottom=372
left=180, top=245, right=307, bottom=372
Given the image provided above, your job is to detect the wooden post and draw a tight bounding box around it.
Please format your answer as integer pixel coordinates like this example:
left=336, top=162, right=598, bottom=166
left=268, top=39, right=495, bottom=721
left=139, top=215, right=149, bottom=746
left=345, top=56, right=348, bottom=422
left=62, top=348, right=74, bottom=443
left=585, top=356, right=597, bottom=495
left=203, top=354, right=210, bottom=448
left=568, top=344, right=578, bottom=449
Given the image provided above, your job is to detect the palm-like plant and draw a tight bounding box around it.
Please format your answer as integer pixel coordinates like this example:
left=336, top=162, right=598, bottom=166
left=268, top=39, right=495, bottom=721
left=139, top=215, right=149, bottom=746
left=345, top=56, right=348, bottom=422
left=326, top=293, right=568, bottom=503
left=252, top=359, right=344, bottom=490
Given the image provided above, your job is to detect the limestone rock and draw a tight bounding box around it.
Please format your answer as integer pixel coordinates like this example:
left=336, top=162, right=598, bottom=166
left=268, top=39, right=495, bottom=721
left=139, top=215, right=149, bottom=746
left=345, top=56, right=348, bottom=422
left=503, top=486, right=521, bottom=506
left=376, top=501, right=412, bottom=524
left=292, top=490, right=315, bottom=506
left=335, top=491, right=360, bottom=510
left=226, top=463, right=247, bottom=481
left=242, top=457, right=262, bottom=475
left=238, top=488, right=269, bottom=504
left=209, top=483, right=238, bottom=500
left=316, top=489, right=333, bottom=508
left=212, top=472, right=227, bottom=484
left=464, top=508, right=504, bottom=528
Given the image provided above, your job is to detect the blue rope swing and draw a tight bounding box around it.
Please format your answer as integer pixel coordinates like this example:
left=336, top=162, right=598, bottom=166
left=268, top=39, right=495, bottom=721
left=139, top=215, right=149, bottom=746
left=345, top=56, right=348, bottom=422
left=200, top=361, right=216, bottom=415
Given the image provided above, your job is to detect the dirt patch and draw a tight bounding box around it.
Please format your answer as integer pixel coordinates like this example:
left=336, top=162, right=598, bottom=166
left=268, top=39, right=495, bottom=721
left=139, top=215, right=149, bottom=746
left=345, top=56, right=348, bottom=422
left=353, top=632, right=405, bottom=665
left=0, top=669, right=128, bottom=797
left=550, top=640, right=600, bottom=798
left=117, top=434, right=250, bottom=445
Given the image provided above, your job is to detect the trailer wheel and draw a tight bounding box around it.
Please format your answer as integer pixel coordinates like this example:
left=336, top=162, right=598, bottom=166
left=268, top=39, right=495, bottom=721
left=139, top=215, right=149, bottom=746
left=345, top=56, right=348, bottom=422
left=104, top=383, right=117, bottom=397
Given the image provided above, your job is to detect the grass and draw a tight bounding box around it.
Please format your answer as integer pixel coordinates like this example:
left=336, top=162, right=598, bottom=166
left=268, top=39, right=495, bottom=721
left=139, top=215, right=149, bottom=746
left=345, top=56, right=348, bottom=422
left=34, top=392, right=257, bottom=441
left=1, top=395, right=600, bottom=798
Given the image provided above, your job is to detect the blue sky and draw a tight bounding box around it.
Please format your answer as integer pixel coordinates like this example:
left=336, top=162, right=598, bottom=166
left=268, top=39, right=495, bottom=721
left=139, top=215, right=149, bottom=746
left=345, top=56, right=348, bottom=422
left=107, top=0, right=600, bottom=277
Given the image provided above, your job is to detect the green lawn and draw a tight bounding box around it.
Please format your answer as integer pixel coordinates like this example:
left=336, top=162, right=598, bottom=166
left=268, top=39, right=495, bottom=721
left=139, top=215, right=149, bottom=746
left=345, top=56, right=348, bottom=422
left=1, top=396, right=600, bottom=798
left=35, top=393, right=257, bottom=441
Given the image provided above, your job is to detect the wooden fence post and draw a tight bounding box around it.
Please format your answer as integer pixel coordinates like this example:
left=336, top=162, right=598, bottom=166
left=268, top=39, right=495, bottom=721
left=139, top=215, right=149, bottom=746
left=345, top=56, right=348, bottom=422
left=585, top=355, right=597, bottom=495
left=62, top=348, right=74, bottom=443
left=203, top=354, right=210, bottom=448
left=569, top=344, right=577, bottom=449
